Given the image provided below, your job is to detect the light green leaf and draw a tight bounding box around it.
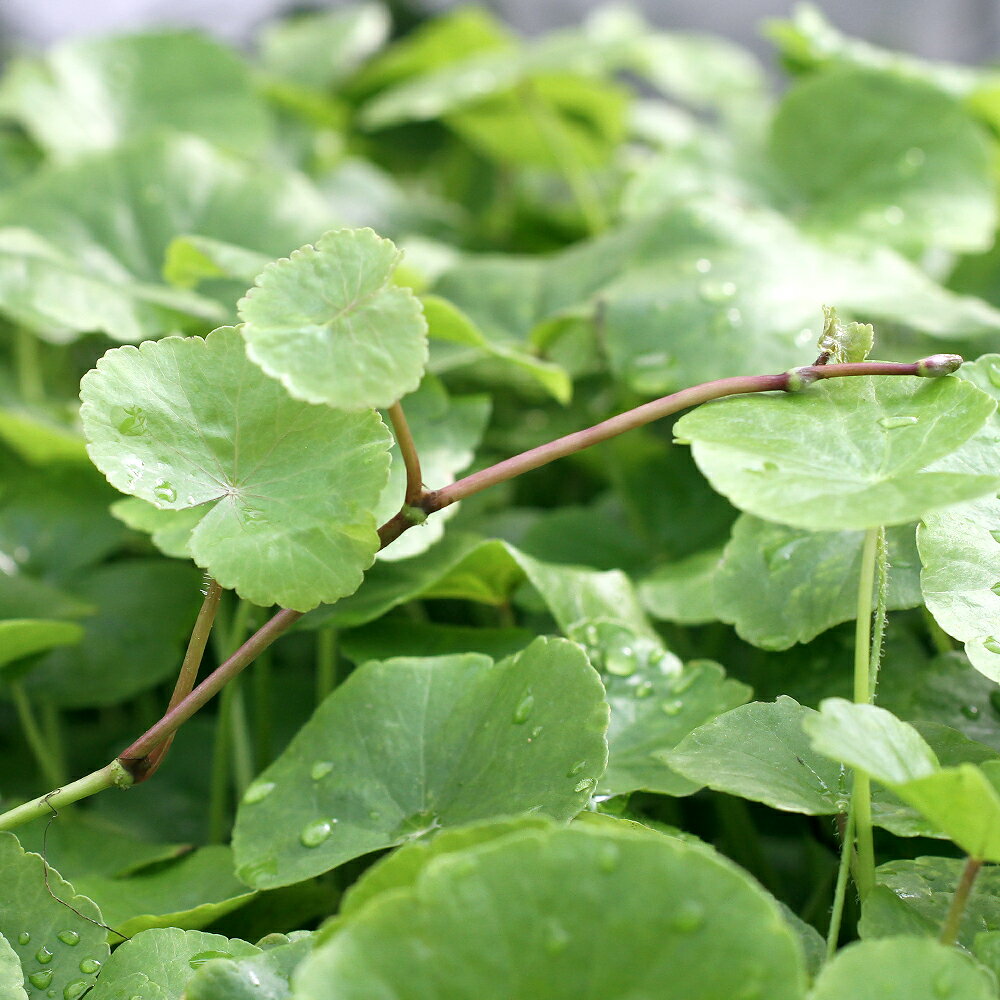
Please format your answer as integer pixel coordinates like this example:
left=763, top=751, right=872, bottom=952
left=88, top=928, right=258, bottom=1000
left=863, top=857, right=1000, bottom=949
left=0, top=620, right=83, bottom=671
left=233, top=637, right=609, bottom=889
left=0, top=933, right=26, bottom=1000
left=0, top=407, right=88, bottom=466
left=238, top=228, right=428, bottom=411
left=73, top=846, right=256, bottom=943
left=184, top=933, right=314, bottom=1000
left=804, top=698, right=940, bottom=787
left=770, top=69, right=995, bottom=252
left=294, top=824, right=807, bottom=1000
left=80, top=327, right=392, bottom=611
left=0, top=574, right=93, bottom=622
left=23, top=560, right=203, bottom=708
left=638, top=547, right=723, bottom=626
left=0, top=32, right=271, bottom=160
left=422, top=295, right=571, bottom=403
left=163, top=236, right=272, bottom=290
left=338, top=817, right=555, bottom=922
left=712, top=516, right=921, bottom=649
left=808, top=937, right=996, bottom=1000
left=375, top=376, right=490, bottom=561
left=0, top=135, right=334, bottom=343
left=816, top=305, right=873, bottom=364
left=0, top=832, right=110, bottom=1000
left=668, top=697, right=848, bottom=815
left=258, top=4, right=389, bottom=90
left=675, top=375, right=999, bottom=531
left=918, top=355, right=1000, bottom=680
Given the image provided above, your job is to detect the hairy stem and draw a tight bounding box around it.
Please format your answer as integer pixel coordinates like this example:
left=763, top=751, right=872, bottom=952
left=826, top=801, right=857, bottom=961
left=140, top=579, right=223, bottom=781
left=388, top=401, right=424, bottom=506
left=0, top=762, right=132, bottom=830
left=851, top=527, right=880, bottom=900
left=939, top=856, right=983, bottom=947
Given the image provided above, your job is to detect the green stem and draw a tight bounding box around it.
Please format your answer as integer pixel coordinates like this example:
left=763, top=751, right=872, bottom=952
left=869, top=527, right=889, bottom=697
left=851, top=527, right=880, bottom=900
left=14, top=328, right=44, bottom=405
left=229, top=681, right=254, bottom=797
left=0, top=762, right=132, bottom=830
left=388, top=402, right=423, bottom=506
left=827, top=802, right=858, bottom=961
left=316, top=628, right=338, bottom=704
left=11, top=682, right=65, bottom=789
left=939, top=856, right=983, bottom=946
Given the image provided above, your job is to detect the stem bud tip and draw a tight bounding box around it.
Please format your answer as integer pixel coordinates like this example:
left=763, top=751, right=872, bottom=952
left=916, top=354, right=963, bottom=377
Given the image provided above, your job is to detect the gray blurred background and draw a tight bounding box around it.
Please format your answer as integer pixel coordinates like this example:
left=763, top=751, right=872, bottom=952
left=3, top=0, right=1000, bottom=65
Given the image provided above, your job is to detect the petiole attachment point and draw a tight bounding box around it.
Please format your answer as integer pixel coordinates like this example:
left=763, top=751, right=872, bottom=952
left=916, top=354, right=964, bottom=377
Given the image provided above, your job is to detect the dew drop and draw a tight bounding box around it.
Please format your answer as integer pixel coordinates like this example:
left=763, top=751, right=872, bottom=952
left=310, top=761, right=334, bottom=781
left=530, top=725, right=544, bottom=739
left=63, top=981, right=89, bottom=1000
left=28, top=971, right=53, bottom=990
left=189, top=951, right=232, bottom=970
left=18, top=932, right=30, bottom=946
left=983, top=637, right=1000, bottom=655
left=670, top=899, right=705, bottom=933
left=987, top=362, right=1000, bottom=389
left=694, top=258, right=712, bottom=274
left=878, top=415, right=919, bottom=429
left=78, top=959, right=102, bottom=975
left=598, top=843, right=620, bottom=873
left=567, top=760, right=587, bottom=777
left=603, top=646, right=636, bottom=677
left=544, top=919, right=571, bottom=954
left=242, top=780, right=276, bottom=804
left=152, top=480, right=177, bottom=503
left=300, top=818, right=335, bottom=847
left=56, top=931, right=80, bottom=946
left=512, top=691, right=535, bottom=724
left=633, top=680, right=654, bottom=699
left=961, top=704, right=981, bottom=720
left=670, top=671, right=697, bottom=695
left=661, top=700, right=683, bottom=717
left=36, top=947, right=53, bottom=964
left=574, top=777, right=596, bottom=794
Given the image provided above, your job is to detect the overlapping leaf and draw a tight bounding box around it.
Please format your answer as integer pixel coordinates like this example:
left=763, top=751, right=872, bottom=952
left=294, top=823, right=807, bottom=1000
left=238, top=228, right=428, bottom=411
left=675, top=374, right=999, bottom=531
left=233, top=637, right=608, bottom=888
left=80, top=326, right=392, bottom=611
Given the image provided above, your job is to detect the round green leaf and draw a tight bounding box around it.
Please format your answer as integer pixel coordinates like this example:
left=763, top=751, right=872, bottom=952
left=0, top=933, right=26, bottom=1000
left=232, top=637, right=609, bottom=888
left=80, top=326, right=391, bottom=611
left=0, top=620, right=82, bottom=671
left=88, top=928, right=258, bottom=1000
left=771, top=69, right=996, bottom=253
left=294, top=824, right=807, bottom=1000
left=675, top=375, right=999, bottom=531
left=809, top=937, right=996, bottom=1000
left=238, top=228, right=428, bottom=411
left=0, top=833, right=110, bottom=1000
left=185, top=933, right=313, bottom=1000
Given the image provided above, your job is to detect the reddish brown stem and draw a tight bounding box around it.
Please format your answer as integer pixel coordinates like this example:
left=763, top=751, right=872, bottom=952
left=388, top=401, right=423, bottom=506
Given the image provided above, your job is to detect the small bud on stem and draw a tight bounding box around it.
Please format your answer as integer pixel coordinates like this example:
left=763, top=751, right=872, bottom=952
left=916, top=354, right=964, bottom=378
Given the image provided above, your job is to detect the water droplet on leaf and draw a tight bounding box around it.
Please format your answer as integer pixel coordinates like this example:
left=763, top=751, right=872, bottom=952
left=300, top=819, right=334, bottom=847
left=152, top=480, right=177, bottom=503
left=670, top=900, right=705, bottom=933
left=694, top=258, right=712, bottom=273
left=633, top=680, right=654, bottom=699
left=113, top=405, right=147, bottom=437
left=29, top=971, right=53, bottom=990
left=574, top=777, right=596, bottom=794
left=36, top=947, right=53, bottom=964
left=78, top=959, right=102, bottom=975
left=243, top=780, right=276, bottom=804
left=310, top=761, right=334, bottom=781
left=512, top=692, right=535, bottom=724
left=961, top=704, right=981, bottom=720
left=18, top=932, right=30, bottom=946
left=530, top=725, right=543, bottom=739
left=987, top=362, right=1000, bottom=389
left=63, top=981, right=89, bottom=1000
left=661, top=700, right=683, bottom=716
left=56, top=931, right=80, bottom=946
left=603, top=645, right=635, bottom=676
left=567, top=760, right=587, bottom=777
left=878, top=415, right=919, bottom=429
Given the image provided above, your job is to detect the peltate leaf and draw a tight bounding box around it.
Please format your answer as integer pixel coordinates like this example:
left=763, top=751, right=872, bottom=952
left=80, top=326, right=392, bottom=611
left=232, top=637, right=608, bottom=888
left=238, top=228, right=429, bottom=411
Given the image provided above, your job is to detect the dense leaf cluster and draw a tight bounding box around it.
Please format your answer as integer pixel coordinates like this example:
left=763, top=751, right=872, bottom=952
left=3, top=4, right=1000, bottom=998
